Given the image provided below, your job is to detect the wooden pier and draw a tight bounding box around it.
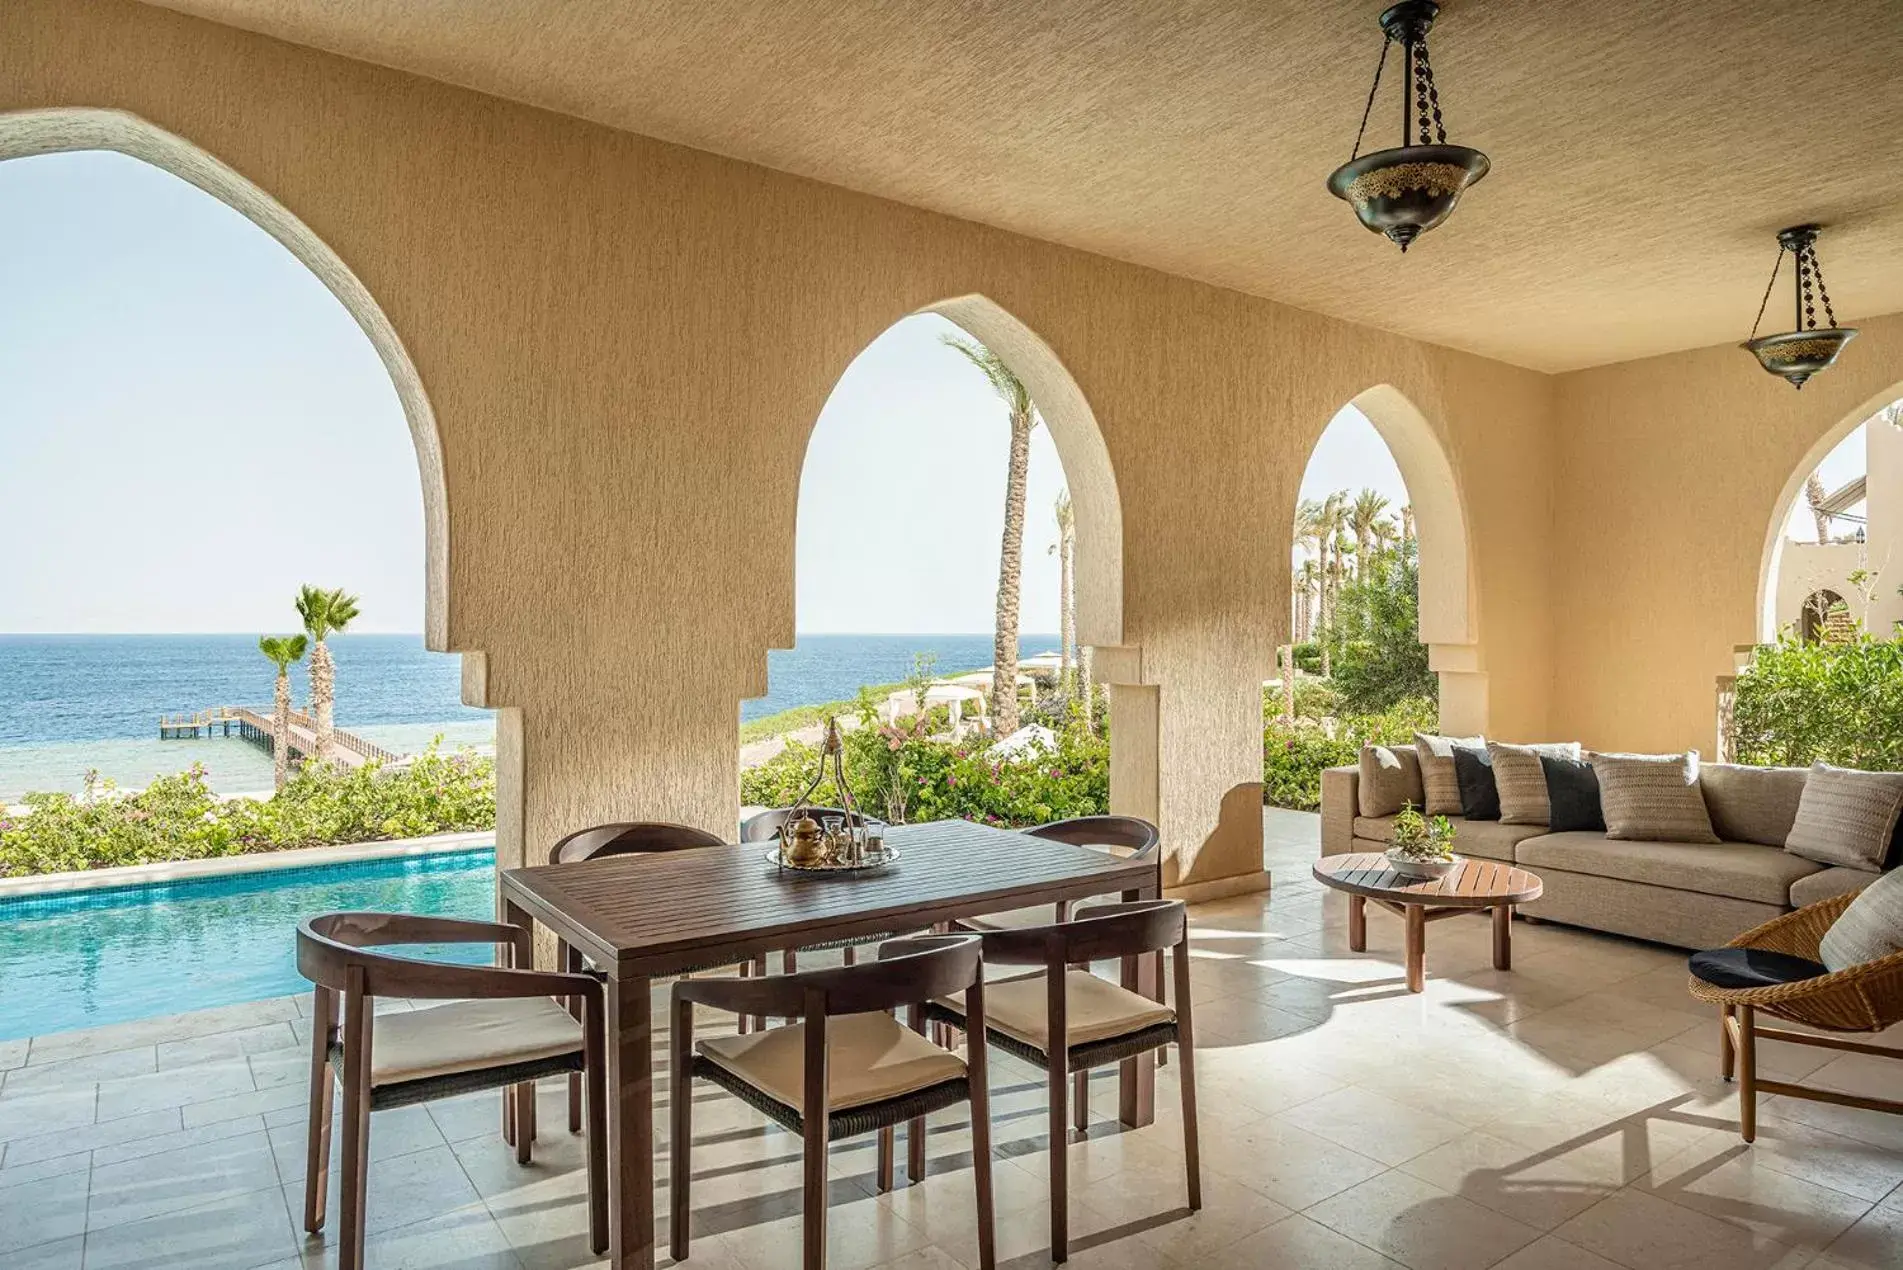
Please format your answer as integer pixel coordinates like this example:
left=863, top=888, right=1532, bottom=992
left=158, top=706, right=402, bottom=769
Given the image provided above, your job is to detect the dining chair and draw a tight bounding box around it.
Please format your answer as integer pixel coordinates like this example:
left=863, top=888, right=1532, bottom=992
left=954, top=816, right=1167, bottom=1066
left=549, top=820, right=772, bottom=1129
left=740, top=806, right=899, bottom=970
left=925, top=899, right=1198, bottom=1264
left=670, top=933, right=996, bottom=1270
left=295, top=912, right=605, bottom=1270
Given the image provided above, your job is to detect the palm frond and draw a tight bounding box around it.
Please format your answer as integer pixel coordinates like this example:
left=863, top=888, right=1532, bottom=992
left=941, top=334, right=1035, bottom=419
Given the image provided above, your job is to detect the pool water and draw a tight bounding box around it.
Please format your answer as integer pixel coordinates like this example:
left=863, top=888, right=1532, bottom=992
left=0, top=848, right=497, bottom=1041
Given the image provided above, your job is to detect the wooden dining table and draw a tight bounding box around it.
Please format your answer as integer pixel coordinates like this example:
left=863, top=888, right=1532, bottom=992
left=498, top=817, right=1163, bottom=1270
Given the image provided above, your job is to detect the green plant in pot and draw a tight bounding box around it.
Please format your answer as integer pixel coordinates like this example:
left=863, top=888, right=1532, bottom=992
left=1386, top=802, right=1460, bottom=879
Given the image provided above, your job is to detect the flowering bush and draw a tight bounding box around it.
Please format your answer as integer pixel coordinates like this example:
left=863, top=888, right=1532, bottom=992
left=0, top=743, right=495, bottom=878
left=740, top=696, right=1108, bottom=828
left=1261, top=695, right=1437, bottom=811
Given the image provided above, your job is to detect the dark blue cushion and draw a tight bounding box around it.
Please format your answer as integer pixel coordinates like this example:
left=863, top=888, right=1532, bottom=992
left=1541, top=754, right=1604, bottom=832
left=1453, top=744, right=1499, bottom=820
left=1688, top=947, right=1827, bottom=990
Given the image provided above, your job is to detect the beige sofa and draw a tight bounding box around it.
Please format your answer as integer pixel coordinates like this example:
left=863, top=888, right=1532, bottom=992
left=1320, top=761, right=1887, bottom=949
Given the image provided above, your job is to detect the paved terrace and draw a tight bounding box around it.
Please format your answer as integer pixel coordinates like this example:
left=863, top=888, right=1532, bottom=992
left=0, top=814, right=1897, bottom=1269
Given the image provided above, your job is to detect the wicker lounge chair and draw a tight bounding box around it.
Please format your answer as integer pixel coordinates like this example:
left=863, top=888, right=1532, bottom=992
left=1688, top=891, right=1903, bottom=1142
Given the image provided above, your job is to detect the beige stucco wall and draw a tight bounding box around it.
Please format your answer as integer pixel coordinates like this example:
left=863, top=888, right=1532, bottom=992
left=1550, top=313, right=1903, bottom=755
left=6, top=0, right=1561, bottom=886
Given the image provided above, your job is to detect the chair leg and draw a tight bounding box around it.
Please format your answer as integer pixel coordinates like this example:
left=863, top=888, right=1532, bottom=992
left=1048, top=1046, right=1070, bottom=1263
left=303, top=987, right=335, bottom=1234
left=1177, top=1040, right=1202, bottom=1211
left=907, top=1004, right=928, bottom=1183
left=876, top=1127, right=895, bottom=1193
left=338, top=990, right=373, bottom=1270
left=501, top=1084, right=515, bottom=1147
left=514, top=1079, right=536, bottom=1164
left=843, top=945, right=857, bottom=967
left=1072, top=1068, right=1089, bottom=1139
left=1720, top=1004, right=1736, bottom=1082
left=1737, top=1004, right=1758, bottom=1143
left=969, top=1080, right=997, bottom=1270
left=669, top=998, right=693, bottom=1263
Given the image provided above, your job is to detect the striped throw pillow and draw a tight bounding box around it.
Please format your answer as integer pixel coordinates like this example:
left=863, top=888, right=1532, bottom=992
left=1586, top=750, right=1719, bottom=844
left=1488, top=741, right=1582, bottom=825
left=1784, top=763, right=1903, bottom=871
left=1414, top=732, right=1484, bottom=816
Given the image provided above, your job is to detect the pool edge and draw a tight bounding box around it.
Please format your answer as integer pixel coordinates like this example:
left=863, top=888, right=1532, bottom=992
left=0, top=830, right=495, bottom=900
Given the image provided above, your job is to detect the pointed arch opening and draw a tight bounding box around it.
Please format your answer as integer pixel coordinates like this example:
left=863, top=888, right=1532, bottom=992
left=0, top=107, right=450, bottom=649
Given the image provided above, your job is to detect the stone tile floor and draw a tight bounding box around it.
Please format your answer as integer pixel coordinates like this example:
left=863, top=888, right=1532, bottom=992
left=2, top=810, right=1899, bottom=1269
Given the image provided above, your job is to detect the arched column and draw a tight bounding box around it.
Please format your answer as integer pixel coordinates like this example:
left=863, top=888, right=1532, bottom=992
left=1349, top=384, right=1485, bottom=734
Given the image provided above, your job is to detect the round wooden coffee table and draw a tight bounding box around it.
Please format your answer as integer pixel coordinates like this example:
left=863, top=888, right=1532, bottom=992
left=1312, top=853, right=1543, bottom=992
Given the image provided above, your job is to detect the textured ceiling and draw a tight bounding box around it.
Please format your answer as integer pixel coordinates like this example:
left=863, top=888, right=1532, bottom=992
left=141, top=0, right=1903, bottom=371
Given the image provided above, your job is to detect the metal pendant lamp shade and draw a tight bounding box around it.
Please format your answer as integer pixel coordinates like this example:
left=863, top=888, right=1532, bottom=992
left=1742, top=225, right=1857, bottom=389
left=1328, top=1, right=1489, bottom=252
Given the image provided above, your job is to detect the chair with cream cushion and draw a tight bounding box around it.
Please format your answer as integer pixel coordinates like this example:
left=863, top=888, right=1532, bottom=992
left=670, top=933, right=995, bottom=1270
left=955, top=815, right=1160, bottom=931
left=295, top=912, right=605, bottom=1270
left=926, top=900, right=1197, bottom=1264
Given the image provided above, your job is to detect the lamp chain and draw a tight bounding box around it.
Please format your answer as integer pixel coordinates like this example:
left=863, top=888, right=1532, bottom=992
left=1811, top=248, right=1841, bottom=327
left=1416, top=38, right=1448, bottom=144
left=1349, top=36, right=1391, bottom=161
left=1747, top=246, right=1783, bottom=342
left=1798, top=246, right=1817, bottom=332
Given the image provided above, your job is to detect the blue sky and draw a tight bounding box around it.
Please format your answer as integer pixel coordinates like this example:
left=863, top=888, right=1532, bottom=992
left=3, top=150, right=1406, bottom=635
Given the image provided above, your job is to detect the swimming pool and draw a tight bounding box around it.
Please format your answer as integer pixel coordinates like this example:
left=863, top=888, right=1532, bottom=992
left=0, top=848, right=497, bottom=1041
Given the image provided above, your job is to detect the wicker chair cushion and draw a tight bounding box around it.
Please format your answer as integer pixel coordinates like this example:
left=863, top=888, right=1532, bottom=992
left=696, top=1011, right=965, bottom=1112
left=1820, top=868, right=1903, bottom=972
left=369, top=997, right=583, bottom=1086
left=1689, top=947, right=1827, bottom=990
left=935, top=969, right=1173, bottom=1053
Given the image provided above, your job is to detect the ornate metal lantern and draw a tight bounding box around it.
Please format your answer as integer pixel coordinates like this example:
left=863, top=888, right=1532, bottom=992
left=1327, top=1, right=1489, bottom=252
left=1742, top=225, right=1858, bottom=389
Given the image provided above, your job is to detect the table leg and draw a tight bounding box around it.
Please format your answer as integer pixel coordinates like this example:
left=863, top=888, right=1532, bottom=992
left=1348, top=895, right=1367, bottom=952
left=1404, top=905, right=1426, bottom=993
left=1492, top=904, right=1512, bottom=971
left=606, top=972, right=655, bottom=1269
left=1119, top=882, right=1158, bottom=1128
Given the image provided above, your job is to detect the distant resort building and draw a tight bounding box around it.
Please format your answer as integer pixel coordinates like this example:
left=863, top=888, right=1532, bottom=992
left=1776, top=408, right=1902, bottom=641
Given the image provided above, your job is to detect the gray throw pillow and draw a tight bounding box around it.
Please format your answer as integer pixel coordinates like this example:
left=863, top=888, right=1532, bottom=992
left=1414, top=732, right=1484, bottom=816
left=1358, top=744, right=1424, bottom=818
left=1586, top=750, right=1719, bottom=844
left=1488, top=741, right=1582, bottom=825
left=1820, top=866, right=1903, bottom=972
left=1784, top=762, right=1903, bottom=871
left=1699, top=762, right=1808, bottom=847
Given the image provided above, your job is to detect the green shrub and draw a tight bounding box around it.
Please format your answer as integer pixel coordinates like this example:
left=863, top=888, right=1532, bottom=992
left=1262, top=695, right=1437, bottom=811
left=0, top=744, right=496, bottom=878
left=1731, top=629, right=1903, bottom=771
left=1328, top=549, right=1437, bottom=714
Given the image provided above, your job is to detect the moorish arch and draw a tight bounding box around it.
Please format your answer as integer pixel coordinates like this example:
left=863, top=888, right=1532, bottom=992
left=0, top=106, right=452, bottom=650
left=1755, top=377, right=1903, bottom=643
left=1340, top=383, right=1484, bottom=733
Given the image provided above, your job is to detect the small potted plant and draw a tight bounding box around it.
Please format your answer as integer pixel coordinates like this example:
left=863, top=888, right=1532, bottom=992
left=1386, top=802, right=1461, bottom=879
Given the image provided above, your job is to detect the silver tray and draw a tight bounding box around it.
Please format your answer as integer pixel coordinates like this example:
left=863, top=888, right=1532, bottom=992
left=765, top=846, right=901, bottom=874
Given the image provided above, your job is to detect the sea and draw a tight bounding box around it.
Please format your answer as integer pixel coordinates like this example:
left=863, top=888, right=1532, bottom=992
left=0, top=632, right=1050, bottom=798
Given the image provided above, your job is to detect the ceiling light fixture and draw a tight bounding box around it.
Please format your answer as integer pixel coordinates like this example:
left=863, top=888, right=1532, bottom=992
left=1742, top=225, right=1858, bottom=390
left=1327, top=0, right=1489, bottom=252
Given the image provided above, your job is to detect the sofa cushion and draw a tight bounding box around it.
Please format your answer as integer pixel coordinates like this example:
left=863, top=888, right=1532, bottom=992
left=1358, top=744, right=1424, bottom=817
left=1689, top=947, right=1827, bottom=990
left=1355, top=816, right=1544, bottom=863
left=1489, top=741, right=1582, bottom=825
left=1821, top=868, right=1903, bottom=971
left=1784, top=762, right=1903, bottom=872
left=1415, top=732, right=1484, bottom=816
left=1699, top=762, right=1807, bottom=847
left=1516, top=831, right=1823, bottom=906
left=1789, top=866, right=1882, bottom=909
left=1453, top=745, right=1500, bottom=820
left=1541, top=754, right=1604, bottom=832
left=1587, top=750, right=1720, bottom=844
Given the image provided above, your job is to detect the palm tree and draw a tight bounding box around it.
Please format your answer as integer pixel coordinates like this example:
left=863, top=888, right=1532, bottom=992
left=1805, top=472, right=1831, bottom=544
left=1350, top=489, right=1391, bottom=579
left=1399, top=503, right=1416, bottom=548
left=1295, top=559, right=1321, bottom=641
left=1050, top=491, right=1077, bottom=701
left=257, top=634, right=308, bottom=790
left=944, top=334, right=1039, bottom=735
left=295, top=585, right=362, bottom=762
